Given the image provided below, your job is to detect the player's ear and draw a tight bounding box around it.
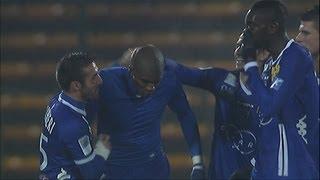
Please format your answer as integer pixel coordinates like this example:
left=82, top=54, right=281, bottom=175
left=70, top=81, right=82, bottom=91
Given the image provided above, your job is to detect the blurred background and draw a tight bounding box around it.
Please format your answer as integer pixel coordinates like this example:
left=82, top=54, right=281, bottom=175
left=1, top=0, right=318, bottom=179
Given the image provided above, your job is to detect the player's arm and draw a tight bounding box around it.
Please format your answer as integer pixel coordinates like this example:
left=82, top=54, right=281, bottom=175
left=243, top=50, right=311, bottom=119
left=174, top=61, right=227, bottom=90
left=174, top=62, right=239, bottom=102
left=168, top=82, right=205, bottom=179
left=61, top=123, right=110, bottom=179
left=237, top=30, right=313, bottom=119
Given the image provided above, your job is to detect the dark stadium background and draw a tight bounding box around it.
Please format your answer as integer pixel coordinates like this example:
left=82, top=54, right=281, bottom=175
left=1, top=0, right=318, bottom=179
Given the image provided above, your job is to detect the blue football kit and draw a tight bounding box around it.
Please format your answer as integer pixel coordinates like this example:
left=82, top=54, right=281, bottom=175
left=242, top=39, right=319, bottom=179
left=97, top=60, right=202, bottom=179
left=172, top=60, right=256, bottom=180
left=39, top=92, right=106, bottom=179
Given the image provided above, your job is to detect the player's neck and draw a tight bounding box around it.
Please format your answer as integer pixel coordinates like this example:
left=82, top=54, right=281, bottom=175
left=64, top=91, right=85, bottom=103
left=268, top=34, right=290, bottom=60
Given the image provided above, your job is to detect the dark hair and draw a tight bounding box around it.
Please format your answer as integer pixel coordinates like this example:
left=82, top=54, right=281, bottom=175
left=56, top=52, right=94, bottom=91
left=301, top=5, right=319, bottom=30
left=130, top=44, right=165, bottom=78
left=251, top=0, right=288, bottom=31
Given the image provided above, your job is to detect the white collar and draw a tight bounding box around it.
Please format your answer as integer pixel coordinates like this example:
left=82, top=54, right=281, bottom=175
left=58, top=94, right=87, bottom=116
left=273, top=39, right=294, bottom=65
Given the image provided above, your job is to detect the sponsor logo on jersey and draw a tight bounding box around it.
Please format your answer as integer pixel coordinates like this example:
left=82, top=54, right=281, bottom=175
left=57, top=168, right=71, bottom=180
left=232, top=130, right=256, bottom=155
left=225, top=124, right=256, bottom=155
left=271, top=77, right=284, bottom=91
left=296, top=115, right=308, bottom=144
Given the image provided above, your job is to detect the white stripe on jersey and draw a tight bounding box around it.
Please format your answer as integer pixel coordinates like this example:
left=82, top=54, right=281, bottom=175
left=278, top=124, right=283, bottom=176
left=278, top=124, right=288, bottom=176
left=240, top=77, right=252, bottom=95
left=282, top=124, right=288, bottom=176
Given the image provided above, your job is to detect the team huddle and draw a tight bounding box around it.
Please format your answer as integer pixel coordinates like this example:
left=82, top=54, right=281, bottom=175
left=39, top=1, right=319, bottom=179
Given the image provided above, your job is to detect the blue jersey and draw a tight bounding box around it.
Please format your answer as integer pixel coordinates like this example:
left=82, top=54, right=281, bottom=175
left=39, top=92, right=106, bottom=179
left=243, top=40, right=319, bottom=179
left=173, top=61, right=256, bottom=180
left=97, top=60, right=202, bottom=168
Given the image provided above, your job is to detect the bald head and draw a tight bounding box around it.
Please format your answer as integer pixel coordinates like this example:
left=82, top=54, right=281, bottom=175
left=130, top=45, right=165, bottom=82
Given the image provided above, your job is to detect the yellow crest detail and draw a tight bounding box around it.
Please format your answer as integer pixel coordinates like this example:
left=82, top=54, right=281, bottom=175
left=271, top=64, right=280, bottom=81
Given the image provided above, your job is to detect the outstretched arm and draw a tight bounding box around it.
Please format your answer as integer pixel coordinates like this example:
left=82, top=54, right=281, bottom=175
left=173, top=61, right=238, bottom=101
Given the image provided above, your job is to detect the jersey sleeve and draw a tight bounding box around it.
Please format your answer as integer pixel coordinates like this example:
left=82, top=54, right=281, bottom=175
left=174, top=63, right=239, bottom=101
left=244, top=48, right=313, bottom=120
left=168, top=81, right=202, bottom=157
left=59, top=120, right=106, bottom=179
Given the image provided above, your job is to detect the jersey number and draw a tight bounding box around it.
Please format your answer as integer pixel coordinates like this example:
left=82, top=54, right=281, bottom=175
left=40, top=133, right=48, bottom=171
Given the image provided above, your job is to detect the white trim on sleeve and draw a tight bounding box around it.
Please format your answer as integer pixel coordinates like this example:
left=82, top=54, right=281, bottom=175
left=74, top=152, right=96, bottom=165
left=240, top=78, right=252, bottom=95
left=192, top=155, right=202, bottom=165
left=244, top=62, right=258, bottom=71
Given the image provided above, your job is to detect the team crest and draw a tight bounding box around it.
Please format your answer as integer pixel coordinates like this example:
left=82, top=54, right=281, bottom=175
left=271, top=64, right=280, bottom=81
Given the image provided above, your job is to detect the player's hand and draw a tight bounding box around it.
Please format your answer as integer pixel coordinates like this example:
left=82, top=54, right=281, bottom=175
left=98, top=134, right=111, bottom=149
left=237, top=29, right=257, bottom=62
left=95, top=134, right=111, bottom=160
left=191, top=163, right=206, bottom=180
left=256, top=49, right=271, bottom=69
left=234, top=45, right=246, bottom=70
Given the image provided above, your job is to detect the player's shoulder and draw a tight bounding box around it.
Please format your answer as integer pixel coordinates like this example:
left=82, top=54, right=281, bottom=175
left=161, top=58, right=179, bottom=83
left=50, top=101, right=85, bottom=135
left=163, top=58, right=179, bottom=76
left=285, top=40, right=313, bottom=62
left=99, top=67, right=130, bottom=87
left=290, top=41, right=310, bottom=54
left=100, top=66, right=128, bottom=77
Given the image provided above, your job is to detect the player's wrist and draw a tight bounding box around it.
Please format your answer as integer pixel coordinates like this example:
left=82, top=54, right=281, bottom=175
left=94, top=140, right=110, bottom=160
left=191, top=156, right=205, bottom=180
left=192, top=155, right=203, bottom=166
